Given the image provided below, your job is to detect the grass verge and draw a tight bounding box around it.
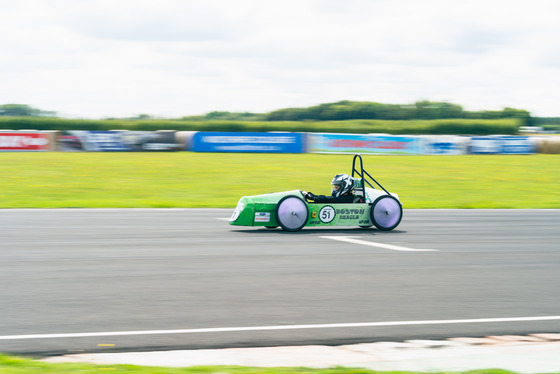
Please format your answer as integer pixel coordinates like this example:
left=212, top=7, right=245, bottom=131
left=0, top=353, right=534, bottom=374
left=0, top=153, right=558, bottom=209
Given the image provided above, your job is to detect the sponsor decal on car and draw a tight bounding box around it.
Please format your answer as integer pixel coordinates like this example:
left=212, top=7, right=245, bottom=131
left=254, top=212, right=271, bottom=222
left=335, top=207, right=366, bottom=220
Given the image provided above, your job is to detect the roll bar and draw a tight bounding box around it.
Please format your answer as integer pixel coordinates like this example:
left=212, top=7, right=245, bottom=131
left=351, top=154, right=393, bottom=197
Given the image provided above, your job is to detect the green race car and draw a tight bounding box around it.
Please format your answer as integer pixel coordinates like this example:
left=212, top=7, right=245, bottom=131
left=229, top=154, right=403, bottom=232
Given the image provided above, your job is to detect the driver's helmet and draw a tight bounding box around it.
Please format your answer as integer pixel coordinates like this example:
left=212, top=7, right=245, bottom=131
left=331, top=174, right=354, bottom=197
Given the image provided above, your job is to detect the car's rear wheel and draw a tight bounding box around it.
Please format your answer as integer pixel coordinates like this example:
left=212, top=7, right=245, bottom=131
left=370, top=195, right=402, bottom=231
left=275, top=196, right=309, bottom=232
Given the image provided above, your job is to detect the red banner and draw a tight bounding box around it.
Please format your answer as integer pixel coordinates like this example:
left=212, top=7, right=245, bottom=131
left=0, top=132, right=52, bottom=151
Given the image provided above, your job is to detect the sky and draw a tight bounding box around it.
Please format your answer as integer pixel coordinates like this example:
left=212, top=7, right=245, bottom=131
left=1, top=0, right=559, bottom=119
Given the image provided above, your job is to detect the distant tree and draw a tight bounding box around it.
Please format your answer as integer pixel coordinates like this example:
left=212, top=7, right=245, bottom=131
left=502, top=107, right=532, bottom=125
left=413, top=101, right=463, bottom=120
left=0, top=104, right=56, bottom=117
left=205, top=111, right=230, bottom=119
left=202, top=111, right=264, bottom=121
left=134, top=114, right=153, bottom=120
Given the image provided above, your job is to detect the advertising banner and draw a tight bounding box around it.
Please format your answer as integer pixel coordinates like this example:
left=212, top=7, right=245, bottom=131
left=469, top=136, right=535, bottom=154
left=58, top=131, right=180, bottom=151
left=308, top=133, right=422, bottom=154
left=0, top=131, right=52, bottom=151
left=192, top=132, right=305, bottom=153
left=499, top=136, right=535, bottom=154
left=420, top=136, right=468, bottom=155
left=122, top=131, right=180, bottom=151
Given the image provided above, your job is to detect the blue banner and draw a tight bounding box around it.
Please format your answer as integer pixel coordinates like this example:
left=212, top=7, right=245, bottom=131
left=420, top=136, right=468, bottom=155
left=192, top=132, right=305, bottom=153
left=469, top=136, right=535, bottom=154
left=499, top=136, right=535, bottom=154
left=308, top=133, right=422, bottom=154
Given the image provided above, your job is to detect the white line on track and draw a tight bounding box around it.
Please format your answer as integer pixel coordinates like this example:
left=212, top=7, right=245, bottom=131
left=216, top=218, right=230, bottom=221
left=320, top=236, right=437, bottom=251
left=2, top=316, right=559, bottom=340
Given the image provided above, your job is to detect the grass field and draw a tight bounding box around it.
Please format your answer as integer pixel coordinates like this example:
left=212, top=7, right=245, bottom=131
left=0, top=152, right=559, bottom=209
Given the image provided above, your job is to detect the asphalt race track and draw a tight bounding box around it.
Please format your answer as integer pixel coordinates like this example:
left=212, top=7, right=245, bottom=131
left=1, top=208, right=559, bottom=356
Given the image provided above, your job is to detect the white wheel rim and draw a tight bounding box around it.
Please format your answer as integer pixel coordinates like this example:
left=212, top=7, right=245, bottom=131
left=373, top=196, right=401, bottom=229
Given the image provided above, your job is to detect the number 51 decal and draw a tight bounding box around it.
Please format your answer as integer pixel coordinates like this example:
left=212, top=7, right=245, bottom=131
left=319, top=206, right=336, bottom=223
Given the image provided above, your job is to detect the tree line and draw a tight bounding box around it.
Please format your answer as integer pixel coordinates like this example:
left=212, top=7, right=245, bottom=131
left=180, top=101, right=533, bottom=126
left=261, top=101, right=532, bottom=124
left=0, top=101, right=534, bottom=126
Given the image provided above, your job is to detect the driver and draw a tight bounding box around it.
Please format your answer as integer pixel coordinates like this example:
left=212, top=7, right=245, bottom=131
left=304, top=174, right=356, bottom=203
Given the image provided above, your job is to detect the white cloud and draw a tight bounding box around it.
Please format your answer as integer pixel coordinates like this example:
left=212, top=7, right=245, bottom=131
left=0, top=0, right=559, bottom=118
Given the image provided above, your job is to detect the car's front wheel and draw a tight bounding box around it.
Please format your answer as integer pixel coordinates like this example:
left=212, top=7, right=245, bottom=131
left=275, top=196, right=309, bottom=232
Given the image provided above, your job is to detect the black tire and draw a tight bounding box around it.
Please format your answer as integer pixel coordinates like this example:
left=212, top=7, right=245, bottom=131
left=370, top=195, right=402, bottom=231
left=275, top=196, right=309, bottom=232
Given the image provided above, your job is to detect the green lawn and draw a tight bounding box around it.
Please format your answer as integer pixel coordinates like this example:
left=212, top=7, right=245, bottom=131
left=0, top=153, right=558, bottom=208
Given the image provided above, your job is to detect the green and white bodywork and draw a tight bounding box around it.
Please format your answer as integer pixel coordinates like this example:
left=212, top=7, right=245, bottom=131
left=229, top=155, right=403, bottom=232
left=229, top=180, right=402, bottom=232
